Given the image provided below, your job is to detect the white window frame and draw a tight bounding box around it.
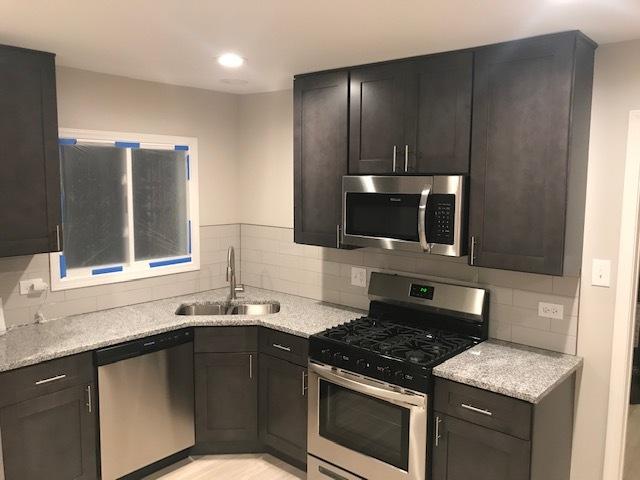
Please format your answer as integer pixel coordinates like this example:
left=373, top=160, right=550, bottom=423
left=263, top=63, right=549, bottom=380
left=50, top=128, right=200, bottom=291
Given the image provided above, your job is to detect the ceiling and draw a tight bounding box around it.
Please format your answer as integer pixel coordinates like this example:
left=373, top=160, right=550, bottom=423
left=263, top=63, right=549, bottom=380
left=1, top=0, right=639, bottom=94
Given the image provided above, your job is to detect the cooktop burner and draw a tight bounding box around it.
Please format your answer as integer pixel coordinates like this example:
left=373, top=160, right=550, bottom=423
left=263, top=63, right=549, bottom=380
left=319, top=316, right=473, bottom=367
left=309, top=272, right=489, bottom=393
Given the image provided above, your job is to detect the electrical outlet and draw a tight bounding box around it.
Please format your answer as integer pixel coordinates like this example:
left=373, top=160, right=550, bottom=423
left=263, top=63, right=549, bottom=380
left=538, top=302, right=564, bottom=320
left=351, top=267, right=367, bottom=288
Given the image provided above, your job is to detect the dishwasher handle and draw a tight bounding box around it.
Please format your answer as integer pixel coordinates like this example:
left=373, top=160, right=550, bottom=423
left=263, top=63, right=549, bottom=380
left=95, top=329, right=193, bottom=366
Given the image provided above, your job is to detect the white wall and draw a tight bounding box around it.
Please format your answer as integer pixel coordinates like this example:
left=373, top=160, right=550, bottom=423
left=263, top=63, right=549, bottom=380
left=238, top=90, right=294, bottom=227
left=56, top=66, right=240, bottom=225
left=571, top=38, right=640, bottom=480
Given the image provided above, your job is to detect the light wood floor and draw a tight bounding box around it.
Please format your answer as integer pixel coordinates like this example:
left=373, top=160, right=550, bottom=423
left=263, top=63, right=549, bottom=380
left=144, top=454, right=306, bottom=480
left=625, top=405, right=640, bottom=479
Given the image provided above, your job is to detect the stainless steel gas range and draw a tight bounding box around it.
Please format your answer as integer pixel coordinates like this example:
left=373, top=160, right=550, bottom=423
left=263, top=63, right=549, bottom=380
left=306, top=272, right=489, bottom=480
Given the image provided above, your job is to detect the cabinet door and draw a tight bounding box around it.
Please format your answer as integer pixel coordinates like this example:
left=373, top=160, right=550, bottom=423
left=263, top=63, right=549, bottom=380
left=259, top=354, right=307, bottom=466
left=0, top=45, right=61, bottom=258
left=0, top=384, right=97, bottom=480
left=349, top=63, right=409, bottom=174
left=194, top=353, right=258, bottom=452
left=406, top=52, right=472, bottom=174
left=468, top=33, right=581, bottom=275
left=432, top=414, right=530, bottom=480
left=294, top=71, right=349, bottom=248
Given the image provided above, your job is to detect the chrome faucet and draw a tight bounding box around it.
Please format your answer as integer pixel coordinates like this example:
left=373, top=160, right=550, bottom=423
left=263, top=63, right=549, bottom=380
left=226, top=246, right=244, bottom=301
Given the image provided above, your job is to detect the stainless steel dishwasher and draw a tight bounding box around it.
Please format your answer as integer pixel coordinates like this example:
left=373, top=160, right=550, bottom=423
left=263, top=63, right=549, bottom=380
left=95, top=329, right=195, bottom=480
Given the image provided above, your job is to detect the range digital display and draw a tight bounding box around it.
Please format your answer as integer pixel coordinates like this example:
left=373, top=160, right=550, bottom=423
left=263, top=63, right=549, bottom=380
left=410, top=283, right=434, bottom=300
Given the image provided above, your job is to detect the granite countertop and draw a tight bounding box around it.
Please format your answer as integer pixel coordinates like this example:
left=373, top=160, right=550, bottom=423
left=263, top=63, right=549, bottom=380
left=433, top=339, right=583, bottom=403
left=0, top=286, right=361, bottom=373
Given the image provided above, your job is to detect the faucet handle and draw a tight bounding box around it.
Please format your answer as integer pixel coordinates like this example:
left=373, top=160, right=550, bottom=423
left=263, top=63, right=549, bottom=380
left=235, top=285, right=245, bottom=293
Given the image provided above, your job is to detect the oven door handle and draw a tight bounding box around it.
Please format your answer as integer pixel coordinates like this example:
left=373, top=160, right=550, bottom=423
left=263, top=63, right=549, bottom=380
left=418, top=185, right=431, bottom=252
left=309, top=362, right=426, bottom=408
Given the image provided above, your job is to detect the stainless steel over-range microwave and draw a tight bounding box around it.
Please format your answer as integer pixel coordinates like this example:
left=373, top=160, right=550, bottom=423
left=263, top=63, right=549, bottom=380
left=341, top=175, right=467, bottom=256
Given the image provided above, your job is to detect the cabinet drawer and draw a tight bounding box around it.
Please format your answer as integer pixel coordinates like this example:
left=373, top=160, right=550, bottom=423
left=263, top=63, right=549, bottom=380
left=434, top=378, right=532, bottom=440
left=195, top=327, right=258, bottom=353
left=259, top=328, right=308, bottom=366
left=0, top=352, right=93, bottom=409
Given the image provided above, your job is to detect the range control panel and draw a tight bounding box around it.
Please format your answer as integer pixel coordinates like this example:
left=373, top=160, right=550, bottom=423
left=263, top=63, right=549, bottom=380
left=427, top=194, right=456, bottom=245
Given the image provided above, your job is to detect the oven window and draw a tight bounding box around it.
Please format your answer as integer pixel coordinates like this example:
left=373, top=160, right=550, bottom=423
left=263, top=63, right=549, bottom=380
left=319, top=379, right=410, bottom=471
left=345, top=193, right=420, bottom=241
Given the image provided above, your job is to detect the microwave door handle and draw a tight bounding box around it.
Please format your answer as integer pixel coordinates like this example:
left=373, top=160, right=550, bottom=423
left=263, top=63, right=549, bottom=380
left=418, top=186, right=431, bottom=252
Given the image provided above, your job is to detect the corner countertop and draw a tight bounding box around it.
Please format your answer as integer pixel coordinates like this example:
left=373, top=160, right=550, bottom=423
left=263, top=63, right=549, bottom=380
left=0, top=286, right=361, bottom=373
left=433, top=340, right=583, bottom=404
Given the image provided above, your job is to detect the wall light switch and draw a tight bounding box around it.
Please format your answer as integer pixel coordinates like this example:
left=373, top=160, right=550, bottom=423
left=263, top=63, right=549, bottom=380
left=351, top=267, right=367, bottom=288
left=538, top=302, right=564, bottom=320
left=19, top=278, right=48, bottom=295
left=592, top=259, right=611, bottom=287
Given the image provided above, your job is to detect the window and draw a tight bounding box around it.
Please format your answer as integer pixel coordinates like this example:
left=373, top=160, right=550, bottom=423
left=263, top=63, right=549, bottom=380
left=50, top=129, right=199, bottom=290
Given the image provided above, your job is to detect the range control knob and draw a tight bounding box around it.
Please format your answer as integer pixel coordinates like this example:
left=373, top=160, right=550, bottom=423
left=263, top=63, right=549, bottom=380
left=333, top=352, right=343, bottom=362
left=377, top=366, right=391, bottom=377
left=394, top=370, right=405, bottom=381
left=320, top=349, right=332, bottom=361
left=356, top=358, right=368, bottom=369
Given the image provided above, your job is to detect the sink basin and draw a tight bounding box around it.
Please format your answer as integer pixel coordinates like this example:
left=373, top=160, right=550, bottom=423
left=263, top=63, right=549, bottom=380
left=175, top=301, right=280, bottom=316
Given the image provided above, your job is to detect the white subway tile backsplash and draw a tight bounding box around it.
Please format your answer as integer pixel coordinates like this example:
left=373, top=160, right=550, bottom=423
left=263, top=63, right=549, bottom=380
left=0, top=223, right=582, bottom=356
left=240, top=225, right=581, bottom=355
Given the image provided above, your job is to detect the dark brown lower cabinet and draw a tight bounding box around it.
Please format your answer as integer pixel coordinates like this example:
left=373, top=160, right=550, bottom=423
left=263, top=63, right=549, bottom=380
left=433, top=376, right=575, bottom=480
left=432, top=414, right=530, bottom=480
left=259, top=354, right=307, bottom=467
left=0, top=383, right=97, bottom=480
left=194, top=352, right=259, bottom=453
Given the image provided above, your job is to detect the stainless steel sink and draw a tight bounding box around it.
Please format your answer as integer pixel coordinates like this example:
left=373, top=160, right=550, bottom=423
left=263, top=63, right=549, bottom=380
left=175, top=301, right=280, bottom=316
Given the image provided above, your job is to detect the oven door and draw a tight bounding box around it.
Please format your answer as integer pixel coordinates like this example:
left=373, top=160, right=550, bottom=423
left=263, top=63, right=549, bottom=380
left=342, top=176, right=432, bottom=253
left=307, top=362, right=427, bottom=480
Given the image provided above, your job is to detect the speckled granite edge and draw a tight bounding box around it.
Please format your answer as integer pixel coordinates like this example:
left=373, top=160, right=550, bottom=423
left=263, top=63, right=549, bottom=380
left=0, top=287, right=361, bottom=373
left=433, top=340, right=583, bottom=403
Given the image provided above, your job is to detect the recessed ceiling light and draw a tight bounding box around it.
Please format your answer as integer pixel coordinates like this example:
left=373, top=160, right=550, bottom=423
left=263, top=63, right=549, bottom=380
left=218, top=53, right=244, bottom=68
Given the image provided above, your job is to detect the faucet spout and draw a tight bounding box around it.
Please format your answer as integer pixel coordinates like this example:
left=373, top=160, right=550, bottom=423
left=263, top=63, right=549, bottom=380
left=226, top=246, right=244, bottom=301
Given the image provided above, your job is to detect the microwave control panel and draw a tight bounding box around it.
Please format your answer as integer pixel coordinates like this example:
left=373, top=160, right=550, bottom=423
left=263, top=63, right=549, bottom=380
left=427, top=194, right=455, bottom=245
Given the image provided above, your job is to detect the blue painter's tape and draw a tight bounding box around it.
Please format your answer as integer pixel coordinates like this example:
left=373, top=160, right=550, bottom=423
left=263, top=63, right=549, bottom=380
left=115, top=141, right=140, bottom=149
left=149, top=257, right=192, bottom=268
left=175, top=145, right=189, bottom=151
left=59, top=255, right=67, bottom=278
left=186, top=155, right=190, bottom=180
left=92, top=265, right=124, bottom=275
left=188, top=220, right=192, bottom=254
left=58, top=138, right=77, bottom=145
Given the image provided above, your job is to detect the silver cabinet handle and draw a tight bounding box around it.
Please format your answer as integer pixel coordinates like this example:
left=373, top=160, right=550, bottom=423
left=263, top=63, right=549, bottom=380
left=249, top=354, right=253, bottom=379
left=319, top=465, right=350, bottom=480
left=461, top=403, right=493, bottom=416
left=272, top=343, right=291, bottom=352
left=86, top=385, right=92, bottom=413
left=302, top=371, right=308, bottom=396
left=35, top=374, right=66, bottom=385
left=55, top=224, right=61, bottom=251
left=392, top=145, right=397, bottom=172
left=404, top=145, right=409, bottom=172
left=435, top=415, right=442, bottom=447
left=470, top=236, right=476, bottom=265
left=336, top=225, right=341, bottom=248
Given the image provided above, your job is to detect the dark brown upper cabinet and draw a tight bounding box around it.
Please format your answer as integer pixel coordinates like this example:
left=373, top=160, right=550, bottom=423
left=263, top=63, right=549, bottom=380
left=0, top=44, right=62, bottom=258
left=294, top=70, right=349, bottom=248
left=349, top=52, right=473, bottom=175
left=468, top=31, right=596, bottom=275
left=405, top=52, right=473, bottom=174
left=349, top=63, right=409, bottom=174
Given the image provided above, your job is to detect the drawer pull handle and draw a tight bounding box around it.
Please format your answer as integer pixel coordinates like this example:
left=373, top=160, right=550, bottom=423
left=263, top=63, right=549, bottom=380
left=35, top=374, right=67, bottom=385
left=272, top=343, right=291, bottom=352
left=461, top=403, right=493, bottom=416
